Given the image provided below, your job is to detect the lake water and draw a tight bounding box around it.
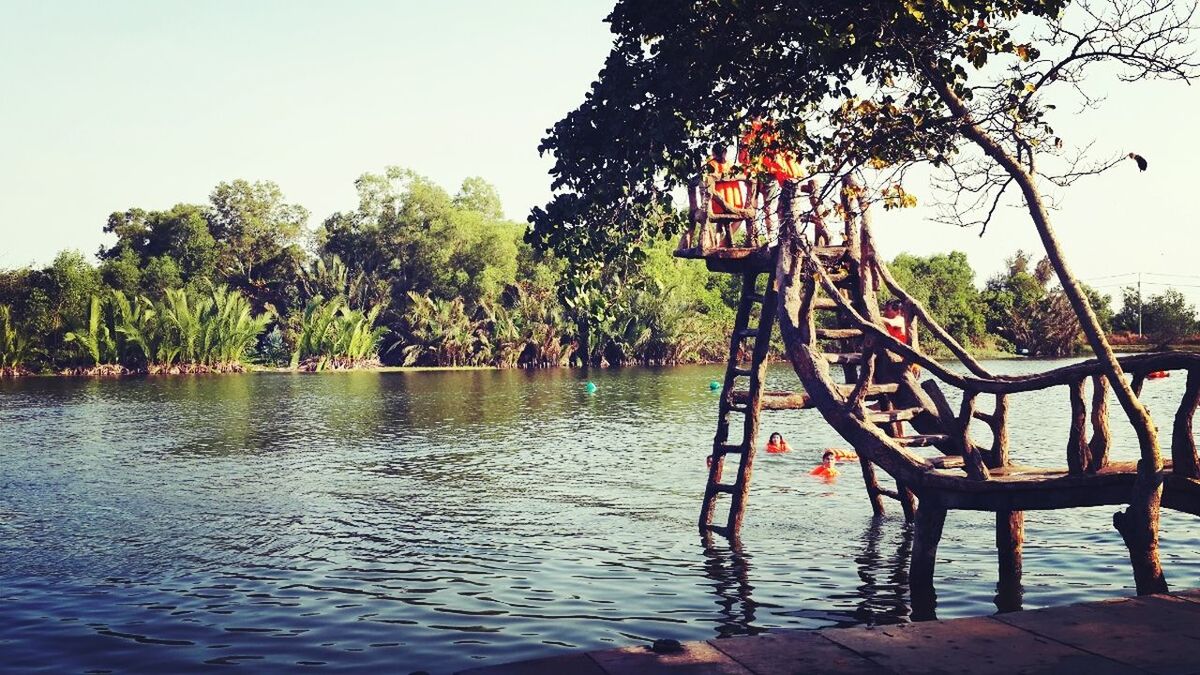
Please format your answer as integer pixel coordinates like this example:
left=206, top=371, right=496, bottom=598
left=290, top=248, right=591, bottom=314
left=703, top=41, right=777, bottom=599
left=2, top=360, right=1198, bottom=673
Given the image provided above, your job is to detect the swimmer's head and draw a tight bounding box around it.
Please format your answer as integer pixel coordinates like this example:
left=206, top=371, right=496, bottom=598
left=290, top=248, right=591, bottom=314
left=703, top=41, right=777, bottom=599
left=822, top=450, right=836, bottom=467
left=769, top=432, right=783, bottom=444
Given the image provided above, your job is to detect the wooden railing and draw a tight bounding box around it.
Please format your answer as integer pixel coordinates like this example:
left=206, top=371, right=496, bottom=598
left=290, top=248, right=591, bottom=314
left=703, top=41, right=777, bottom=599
left=784, top=176, right=1200, bottom=484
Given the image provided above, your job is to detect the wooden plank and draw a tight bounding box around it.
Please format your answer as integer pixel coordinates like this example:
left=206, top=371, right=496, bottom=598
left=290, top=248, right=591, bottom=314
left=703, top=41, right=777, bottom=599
left=588, top=641, right=752, bottom=675
left=731, top=389, right=813, bottom=410
left=708, top=632, right=888, bottom=675
left=994, top=595, right=1200, bottom=675
left=817, top=328, right=864, bottom=340
left=867, top=407, right=921, bottom=423
left=457, top=653, right=606, bottom=675
left=821, top=616, right=1134, bottom=675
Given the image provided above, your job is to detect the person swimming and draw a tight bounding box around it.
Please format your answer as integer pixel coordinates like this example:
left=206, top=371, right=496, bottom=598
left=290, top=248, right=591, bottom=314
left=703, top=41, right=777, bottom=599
left=766, top=432, right=791, bottom=454
left=810, top=450, right=839, bottom=479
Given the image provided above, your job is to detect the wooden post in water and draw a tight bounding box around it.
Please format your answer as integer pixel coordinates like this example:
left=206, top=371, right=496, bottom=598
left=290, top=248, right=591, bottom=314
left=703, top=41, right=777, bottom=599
left=911, top=502, right=947, bottom=621
left=996, top=510, right=1024, bottom=609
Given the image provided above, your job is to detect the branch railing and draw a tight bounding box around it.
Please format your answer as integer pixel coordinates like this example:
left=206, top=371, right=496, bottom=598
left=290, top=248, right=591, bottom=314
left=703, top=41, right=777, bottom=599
left=786, top=177, right=1200, bottom=483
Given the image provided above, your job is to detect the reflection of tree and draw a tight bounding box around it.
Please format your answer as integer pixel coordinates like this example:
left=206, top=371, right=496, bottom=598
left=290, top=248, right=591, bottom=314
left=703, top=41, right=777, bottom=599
left=699, top=532, right=764, bottom=639
left=853, top=517, right=920, bottom=624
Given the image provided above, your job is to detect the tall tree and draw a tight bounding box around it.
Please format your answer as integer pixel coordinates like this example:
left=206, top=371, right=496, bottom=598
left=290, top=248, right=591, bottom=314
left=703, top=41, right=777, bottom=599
left=208, top=180, right=308, bottom=309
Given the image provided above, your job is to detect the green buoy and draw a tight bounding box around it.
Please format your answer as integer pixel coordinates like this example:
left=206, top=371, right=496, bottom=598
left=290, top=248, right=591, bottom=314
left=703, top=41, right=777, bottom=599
left=709, top=380, right=720, bottom=391
left=585, top=381, right=597, bottom=393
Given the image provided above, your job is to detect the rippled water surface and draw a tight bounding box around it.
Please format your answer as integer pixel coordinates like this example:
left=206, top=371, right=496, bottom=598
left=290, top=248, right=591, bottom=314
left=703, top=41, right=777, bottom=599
left=2, top=361, right=1198, bottom=673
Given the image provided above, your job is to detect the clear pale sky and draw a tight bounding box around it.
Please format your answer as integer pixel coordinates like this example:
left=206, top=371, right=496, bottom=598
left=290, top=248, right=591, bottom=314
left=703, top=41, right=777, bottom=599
left=1, top=1, right=1197, bottom=308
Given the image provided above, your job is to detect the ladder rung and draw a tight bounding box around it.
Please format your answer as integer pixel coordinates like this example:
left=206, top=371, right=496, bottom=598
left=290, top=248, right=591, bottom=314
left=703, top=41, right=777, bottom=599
left=734, top=328, right=759, bottom=340
left=710, top=483, right=737, bottom=495
left=836, top=383, right=899, bottom=397
left=747, top=292, right=766, bottom=303
left=812, top=245, right=850, bottom=260
left=866, top=407, right=922, bottom=423
left=813, top=297, right=839, bottom=310
left=817, top=328, right=863, bottom=340
left=930, top=455, right=966, bottom=469
left=728, top=403, right=749, bottom=413
left=731, top=367, right=753, bottom=377
left=714, top=443, right=745, bottom=456
left=823, top=353, right=862, bottom=365
left=731, top=389, right=814, bottom=410
left=896, top=434, right=950, bottom=448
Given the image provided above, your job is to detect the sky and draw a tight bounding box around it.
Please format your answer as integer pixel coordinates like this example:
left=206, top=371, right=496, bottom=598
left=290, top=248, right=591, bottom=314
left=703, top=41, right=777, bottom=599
left=1, top=1, right=1198, bottom=310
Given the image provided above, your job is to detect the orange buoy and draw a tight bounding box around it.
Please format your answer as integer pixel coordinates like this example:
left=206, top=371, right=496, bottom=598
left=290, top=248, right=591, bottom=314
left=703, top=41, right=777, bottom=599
left=1147, top=370, right=1170, bottom=379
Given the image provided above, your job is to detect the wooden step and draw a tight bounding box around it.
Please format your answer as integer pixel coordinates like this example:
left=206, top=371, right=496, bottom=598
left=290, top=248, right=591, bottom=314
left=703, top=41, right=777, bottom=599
left=895, top=434, right=950, bottom=448
left=817, top=328, right=863, bottom=340
left=730, top=366, right=753, bottom=377
left=747, top=292, right=766, bottom=303
left=813, top=245, right=850, bottom=260
left=836, top=383, right=900, bottom=397
left=929, top=455, right=966, bottom=470
left=732, top=389, right=814, bottom=410
left=813, top=297, right=839, bottom=310
left=866, top=406, right=923, bottom=423
left=710, top=483, right=737, bottom=495
left=823, top=352, right=863, bottom=365
left=713, top=443, right=745, bottom=456
left=734, top=328, right=759, bottom=341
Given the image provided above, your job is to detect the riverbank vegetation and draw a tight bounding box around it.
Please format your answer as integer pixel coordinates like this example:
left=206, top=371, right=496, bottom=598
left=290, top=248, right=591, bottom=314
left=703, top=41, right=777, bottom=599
left=1, top=170, right=1195, bottom=376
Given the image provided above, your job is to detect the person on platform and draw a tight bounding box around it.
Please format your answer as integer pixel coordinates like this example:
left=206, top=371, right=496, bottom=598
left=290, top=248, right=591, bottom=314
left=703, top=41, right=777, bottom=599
left=881, top=299, right=911, bottom=344
left=706, top=143, right=748, bottom=247
left=738, top=120, right=803, bottom=243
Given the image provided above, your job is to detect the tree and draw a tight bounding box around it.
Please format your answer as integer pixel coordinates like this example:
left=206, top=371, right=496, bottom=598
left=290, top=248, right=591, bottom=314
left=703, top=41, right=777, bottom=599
left=99, top=204, right=218, bottom=294
left=888, top=251, right=985, bottom=347
left=208, top=180, right=309, bottom=309
left=1142, top=289, right=1198, bottom=347
left=981, top=250, right=1100, bottom=356
left=534, top=0, right=1196, bottom=593
left=317, top=168, right=533, bottom=364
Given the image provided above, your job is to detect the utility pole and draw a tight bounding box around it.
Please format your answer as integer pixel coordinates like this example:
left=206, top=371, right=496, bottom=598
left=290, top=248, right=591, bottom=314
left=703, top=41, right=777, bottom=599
left=1137, top=272, right=1143, bottom=337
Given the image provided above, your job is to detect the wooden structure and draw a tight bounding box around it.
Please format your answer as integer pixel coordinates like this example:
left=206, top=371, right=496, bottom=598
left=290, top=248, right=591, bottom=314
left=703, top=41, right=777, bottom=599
left=459, top=589, right=1200, bottom=675
left=682, top=175, right=1200, bottom=596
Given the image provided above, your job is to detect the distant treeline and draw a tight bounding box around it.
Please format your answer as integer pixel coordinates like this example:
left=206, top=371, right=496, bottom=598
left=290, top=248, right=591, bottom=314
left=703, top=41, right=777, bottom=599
left=1, top=167, right=1195, bottom=376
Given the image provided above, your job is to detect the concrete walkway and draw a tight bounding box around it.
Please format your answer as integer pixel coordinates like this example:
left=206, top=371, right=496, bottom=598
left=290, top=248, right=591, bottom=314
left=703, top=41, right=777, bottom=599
left=459, top=590, right=1200, bottom=675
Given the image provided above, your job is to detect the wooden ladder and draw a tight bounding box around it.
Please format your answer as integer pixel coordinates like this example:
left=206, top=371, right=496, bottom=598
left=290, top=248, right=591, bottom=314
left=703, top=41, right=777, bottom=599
left=699, top=268, right=778, bottom=537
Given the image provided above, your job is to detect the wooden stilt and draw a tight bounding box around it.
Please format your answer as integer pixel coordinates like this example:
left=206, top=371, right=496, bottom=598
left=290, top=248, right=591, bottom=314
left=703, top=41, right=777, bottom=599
left=857, top=455, right=885, bottom=516
left=911, top=503, right=946, bottom=594
left=996, top=510, right=1024, bottom=593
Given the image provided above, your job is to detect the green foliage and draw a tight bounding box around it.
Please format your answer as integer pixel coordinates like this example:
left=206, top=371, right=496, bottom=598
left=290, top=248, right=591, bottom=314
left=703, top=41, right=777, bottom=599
left=401, top=292, right=482, bottom=367
left=0, top=305, right=36, bottom=373
left=978, top=250, right=1112, bottom=356
left=291, top=296, right=387, bottom=371
left=62, top=287, right=269, bottom=372
left=1142, top=289, right=1197, bottom=347
left=888, top=251, right=985, bottom=346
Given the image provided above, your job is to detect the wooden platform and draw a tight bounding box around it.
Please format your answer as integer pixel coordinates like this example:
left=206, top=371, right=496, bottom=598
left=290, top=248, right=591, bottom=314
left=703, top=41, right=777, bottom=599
left=674, top=244, right=849, bottom=274
left=458, top=590, right=1200, bottom=674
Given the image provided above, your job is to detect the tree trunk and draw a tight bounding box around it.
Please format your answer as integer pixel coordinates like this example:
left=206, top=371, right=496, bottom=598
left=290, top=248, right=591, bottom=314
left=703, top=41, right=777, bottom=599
left=929, top=72, right=1167, bottom=594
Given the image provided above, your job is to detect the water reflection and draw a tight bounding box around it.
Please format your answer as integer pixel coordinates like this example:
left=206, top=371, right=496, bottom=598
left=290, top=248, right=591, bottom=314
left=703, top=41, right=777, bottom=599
left=2, top=361, right=1198, bottom=673
left=699, top=533, right=762, bottom=639
left=852, top=517, right=913, bottom=625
